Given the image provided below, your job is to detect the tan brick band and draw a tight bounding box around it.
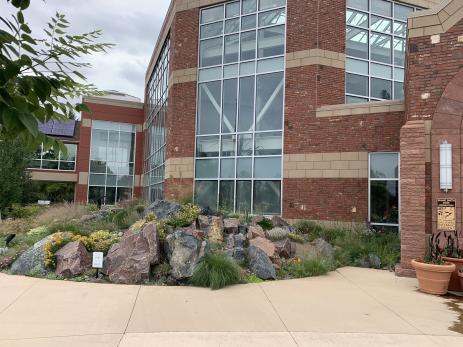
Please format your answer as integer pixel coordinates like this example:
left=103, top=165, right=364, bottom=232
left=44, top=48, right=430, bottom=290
left=286, top=49, right=345, bottom=69
left=408, top=0, right=463, bottom=38
left=30, top=170, right=78, bottom=183
left=284, top=152, right=368, bottom=179
left=168, top=68, right=198, bottom=86
left=78, top=172, right=89, bottom=185
left=165, top=157, right=194, bottom=179
left=316, top=100, right=405, bottom=118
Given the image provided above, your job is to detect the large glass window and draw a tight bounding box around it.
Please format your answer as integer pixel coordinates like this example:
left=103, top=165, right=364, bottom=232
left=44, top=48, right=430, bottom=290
left=144, top=38, right=170, bottom=203
left=369, top=152, right=399, bottom=231
left=346, top=0, right=417, bottom=103
left=29, top=143, right=77, bottom=171
left=89, top=120, right=136, bottom=205
left=195, top=0, right=286, bottom=215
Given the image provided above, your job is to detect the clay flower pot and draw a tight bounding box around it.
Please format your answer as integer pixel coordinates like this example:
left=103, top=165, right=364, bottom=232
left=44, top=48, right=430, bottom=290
left=459, top=270, right=463, bottom=291
left=411, top=259, right=455, bottom=295
left=442, top=256, right=463, bottom=292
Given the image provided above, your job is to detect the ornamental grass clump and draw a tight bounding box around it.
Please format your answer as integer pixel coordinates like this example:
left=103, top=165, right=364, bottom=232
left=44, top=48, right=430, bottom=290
left=190, top=252, right=242, bottom=289
left=279, top=258, right=331, bottom=279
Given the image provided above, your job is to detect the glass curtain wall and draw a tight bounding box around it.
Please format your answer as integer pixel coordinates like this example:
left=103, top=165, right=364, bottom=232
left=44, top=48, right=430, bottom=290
left=88, top=120, right=136, bottom=205
left=144, top=38, right=170, bottom=204
left=29, top=143, right=77, bottom=171
left=369, top=152, right=399, bottom=231
left=195, top=0, right=286, bottom=215
left=346, top=0, right=417, bottom=103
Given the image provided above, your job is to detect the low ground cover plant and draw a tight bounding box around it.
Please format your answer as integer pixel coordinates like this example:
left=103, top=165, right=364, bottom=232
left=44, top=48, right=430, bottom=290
left=278, top=258, right=332, bottom=279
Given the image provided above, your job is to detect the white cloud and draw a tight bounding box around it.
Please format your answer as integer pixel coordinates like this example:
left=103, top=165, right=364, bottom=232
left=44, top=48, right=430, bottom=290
left=1, top=0, right=171, bottom=99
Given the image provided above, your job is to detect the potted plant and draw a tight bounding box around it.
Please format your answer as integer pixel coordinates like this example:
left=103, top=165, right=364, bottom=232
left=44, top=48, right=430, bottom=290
left=441, top=231, right=463, bottom=292
left=411, top=232, right=455, bottom=295
left=459, top=269, right=463, bottom=290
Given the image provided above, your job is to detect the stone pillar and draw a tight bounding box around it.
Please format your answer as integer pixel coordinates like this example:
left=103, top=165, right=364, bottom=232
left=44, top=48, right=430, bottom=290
left=396, top=120, right=426, bottom=277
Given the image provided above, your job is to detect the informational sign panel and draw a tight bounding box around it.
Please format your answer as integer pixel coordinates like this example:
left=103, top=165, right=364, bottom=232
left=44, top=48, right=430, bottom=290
left=437, top=198, right=456, bottom=231
left=92, top=252, right=104, bottom=269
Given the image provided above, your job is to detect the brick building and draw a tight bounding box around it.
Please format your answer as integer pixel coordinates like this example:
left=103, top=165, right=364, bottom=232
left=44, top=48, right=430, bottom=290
left=31, top=0, right=463, bottom=275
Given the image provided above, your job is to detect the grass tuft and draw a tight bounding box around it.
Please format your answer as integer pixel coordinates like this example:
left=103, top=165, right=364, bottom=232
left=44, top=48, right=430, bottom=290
left=279, top=258, right=332, bottom=279
left=190, top=252, right=242, bottom=290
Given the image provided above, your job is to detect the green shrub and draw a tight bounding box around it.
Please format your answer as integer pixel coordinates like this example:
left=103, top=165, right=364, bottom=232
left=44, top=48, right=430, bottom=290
left=135, top=204, right=145, bottom=215
left=46, top=221, right=82, bottom=235
left=76, top=230, right=120, bottom=254
left=190, top=252, right=242, bottom=289
left=288, top=232, right=304, bottom=243
left=43, top=232, right=74, bottom=269
left=279, top=258, right=331, bottom=279
left=334, top=231, right=400, bottom=269
left=168, top=203, right=201, bottom=228
left=9, top=204, right=44, bottom=219
left=257, top=218, right=273, bottom=231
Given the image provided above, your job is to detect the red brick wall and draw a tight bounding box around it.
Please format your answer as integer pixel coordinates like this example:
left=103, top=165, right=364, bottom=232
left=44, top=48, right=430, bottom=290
left=406, top=19, right=463, bottom=121
left=75, top=101, right=144, bottom=203
left=170, top=8, right=199, bottom=71
left=284, top=178, right=368, bottom=221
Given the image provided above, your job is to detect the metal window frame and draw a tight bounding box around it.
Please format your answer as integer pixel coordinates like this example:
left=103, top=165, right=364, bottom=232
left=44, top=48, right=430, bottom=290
left=368, top=151, right=401, bottom=229
left=194, top=0, right=287, bottom=215
left=87, top=121, right=136, bottom=205
left=345, top=0, right=418, bottom=103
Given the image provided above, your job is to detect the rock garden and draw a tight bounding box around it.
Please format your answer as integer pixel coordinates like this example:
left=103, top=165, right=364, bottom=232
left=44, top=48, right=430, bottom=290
left=0, top=201, right=401, bottom=289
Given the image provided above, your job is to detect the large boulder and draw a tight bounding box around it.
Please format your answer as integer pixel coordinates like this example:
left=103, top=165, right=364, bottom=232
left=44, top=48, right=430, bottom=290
left=312, top=238, right=335, bottom=260
left=147, top=200, right=181, bottom=220
left=11, top=234, right=54, bottom=275
left=250, top=237, right=276, bottom=258
left=248, top=246, right=276, bottom=280
left=197, top=215, right=223, bottom=243
left=103, top=223, right=160, bottom=284
left=294, top=238, right=335, bottom=261
left=274, top=239, right=291, bottom=259
left=55, top=241, right=91, bottom=277
left=165, top=229, right=203, bottom=280
left=248, top=225, right=265, bottom=239
left=223, top=218, right=240, bottom=234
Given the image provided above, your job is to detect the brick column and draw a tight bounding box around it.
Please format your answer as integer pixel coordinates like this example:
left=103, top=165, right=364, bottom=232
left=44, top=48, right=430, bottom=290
left=396, top=120, right=426, bottom=277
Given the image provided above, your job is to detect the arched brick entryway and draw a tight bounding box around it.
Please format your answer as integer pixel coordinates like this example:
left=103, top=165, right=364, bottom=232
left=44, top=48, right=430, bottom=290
left=397, top=68, right=463, bottom=276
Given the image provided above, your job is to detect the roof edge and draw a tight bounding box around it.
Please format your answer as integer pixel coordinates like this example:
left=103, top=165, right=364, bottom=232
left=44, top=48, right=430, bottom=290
left=83, top=96, right=144, bottom=110
left=408, top=0, right=463, bottom=37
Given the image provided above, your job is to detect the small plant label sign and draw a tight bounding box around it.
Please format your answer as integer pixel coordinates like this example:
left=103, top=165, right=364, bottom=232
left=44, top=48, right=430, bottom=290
left=92, top=252, right=104, bottom=269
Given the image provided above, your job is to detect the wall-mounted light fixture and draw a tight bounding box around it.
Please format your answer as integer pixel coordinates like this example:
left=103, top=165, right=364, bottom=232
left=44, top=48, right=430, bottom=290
left=440, top=141, right=452, bottom=192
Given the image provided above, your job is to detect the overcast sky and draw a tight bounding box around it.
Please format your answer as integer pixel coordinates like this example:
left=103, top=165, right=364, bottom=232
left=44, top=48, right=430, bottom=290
left=1, top=0, right=170, bottom=100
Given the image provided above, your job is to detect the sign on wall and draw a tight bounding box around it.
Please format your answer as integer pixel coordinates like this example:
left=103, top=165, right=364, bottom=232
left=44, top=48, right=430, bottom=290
left=437, top=198, right=456, bottom=231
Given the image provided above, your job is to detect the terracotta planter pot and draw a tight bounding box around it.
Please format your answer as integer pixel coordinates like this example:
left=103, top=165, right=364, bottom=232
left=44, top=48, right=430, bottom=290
left=411, top=259, right=455, bottom=295
left=442, top=256, right=463, bottom=292
left=459, top=271, right=463, bottom=291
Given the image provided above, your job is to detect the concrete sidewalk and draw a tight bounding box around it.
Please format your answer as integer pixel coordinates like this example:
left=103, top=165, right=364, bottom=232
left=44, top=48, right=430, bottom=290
left=0, top=267, right=461, bottom=346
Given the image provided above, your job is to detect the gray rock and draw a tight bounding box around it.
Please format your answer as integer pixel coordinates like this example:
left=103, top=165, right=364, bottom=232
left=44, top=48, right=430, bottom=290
left=248, top=245, right=276, bottom=280
left=11, top=234, right=54, bottom=275
left=55, top=241, right=91, bottom=277
left=368, top=254, right=382, bottom=269
left=225, top=234, right=235, bottom=249
left=103, top=223, right=160, bottom=284
left=233, top=247, right=246, bottom=263
left=165, top=230, right=202, bottom=280
left=312, top=238, right=335, bottom=260
left=233, top=234, right=246, bottom=248
left=238, top=224, right=248, bottom=235
left=198, top=216, right=223, bottom=243
left=147, top=200, right=182, bottom=220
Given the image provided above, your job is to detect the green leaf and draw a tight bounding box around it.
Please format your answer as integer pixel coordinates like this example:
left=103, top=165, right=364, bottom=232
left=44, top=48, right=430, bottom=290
left=11, top=0, right=30, bottom=10
left=17, top=11, right=24, bottom=24
left=20, top=23, right=31, bottom=34
left=17, top=112, right=38, bottom=136
left=21, top=33, right=36, bottom=45
left=75, top=103, right=90, bottom=113
left=21, top=43, right=36, bottom=54
left=33, top=77, right=52, bottom=102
